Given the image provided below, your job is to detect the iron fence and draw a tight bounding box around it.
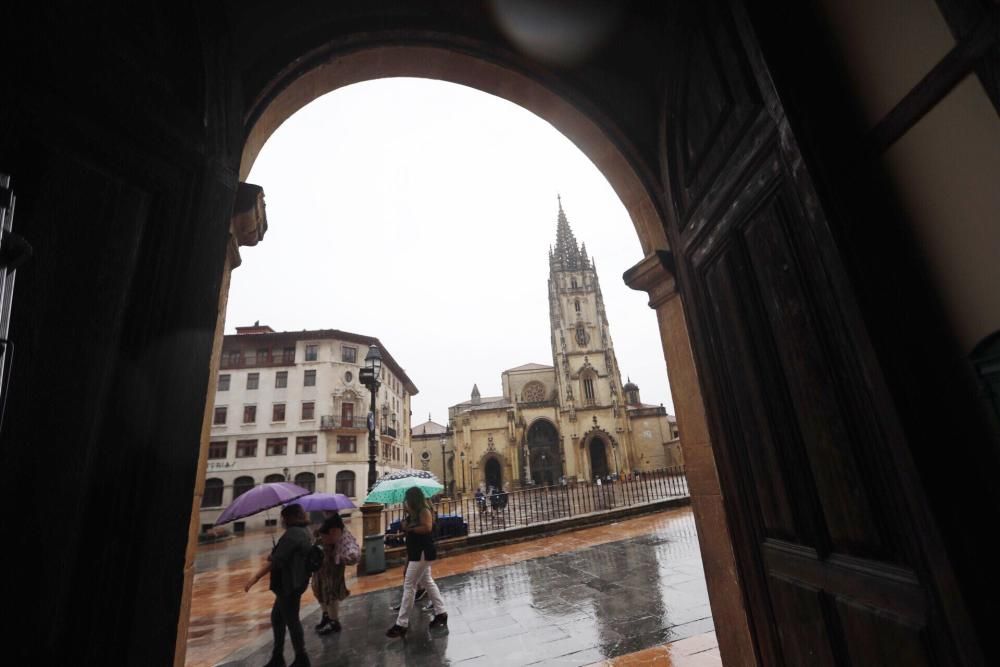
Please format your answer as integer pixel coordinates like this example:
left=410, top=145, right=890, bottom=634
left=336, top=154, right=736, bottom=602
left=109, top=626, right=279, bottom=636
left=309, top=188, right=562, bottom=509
left=381, top=465, right=688, bottom=539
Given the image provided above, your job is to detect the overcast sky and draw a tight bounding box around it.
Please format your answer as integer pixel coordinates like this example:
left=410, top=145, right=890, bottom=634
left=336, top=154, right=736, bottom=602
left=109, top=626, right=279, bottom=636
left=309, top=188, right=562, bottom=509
left=231, top=78, right=674, bottom=423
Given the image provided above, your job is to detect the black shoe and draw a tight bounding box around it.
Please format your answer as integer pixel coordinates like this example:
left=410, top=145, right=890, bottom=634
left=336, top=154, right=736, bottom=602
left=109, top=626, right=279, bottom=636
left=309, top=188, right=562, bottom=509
left=318, top=620, right=341, bottom=635
left=386, top=624, right=408, bottom=638
left=289, top=654, right=311, bottom=667
left=263, top=655, right=286, bottom=667
left=429, top=613, right=448, bottom=629
left=414, top=588, right=427, bottom=602
left=314, top=613, right=331, bottom=630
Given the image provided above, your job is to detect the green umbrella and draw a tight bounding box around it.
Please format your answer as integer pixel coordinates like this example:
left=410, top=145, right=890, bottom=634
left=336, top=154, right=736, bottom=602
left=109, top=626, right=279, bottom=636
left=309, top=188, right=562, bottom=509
left=364, top=476, right=444, bottom=505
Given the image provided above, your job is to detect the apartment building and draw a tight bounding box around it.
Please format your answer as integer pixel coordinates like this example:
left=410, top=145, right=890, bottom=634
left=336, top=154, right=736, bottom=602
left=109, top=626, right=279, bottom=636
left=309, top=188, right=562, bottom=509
left=199, top=323, right=417, bottom=531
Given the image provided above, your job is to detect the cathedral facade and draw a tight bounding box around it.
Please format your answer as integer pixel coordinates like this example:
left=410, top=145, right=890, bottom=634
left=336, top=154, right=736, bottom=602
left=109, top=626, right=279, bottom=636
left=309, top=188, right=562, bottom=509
left=418, top=202, right=681, bottom=493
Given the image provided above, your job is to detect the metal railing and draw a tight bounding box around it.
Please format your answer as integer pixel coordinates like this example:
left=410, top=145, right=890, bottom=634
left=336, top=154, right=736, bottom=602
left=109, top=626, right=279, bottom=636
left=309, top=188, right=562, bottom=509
left=381, top=465, right=688, bottom=538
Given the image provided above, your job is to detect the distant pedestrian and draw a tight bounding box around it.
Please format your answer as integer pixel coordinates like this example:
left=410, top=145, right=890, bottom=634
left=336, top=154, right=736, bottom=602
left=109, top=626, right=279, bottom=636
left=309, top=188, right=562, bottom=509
left=312, top=514, right=360, bottom=635
left=244, top=503, right=313, bottom=667
left=386, top=487, right=448, bottom=638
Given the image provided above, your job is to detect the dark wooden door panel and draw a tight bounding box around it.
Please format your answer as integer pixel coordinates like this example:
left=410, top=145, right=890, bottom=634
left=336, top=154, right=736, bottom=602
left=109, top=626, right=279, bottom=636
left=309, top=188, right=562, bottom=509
left=662, top=0, right=975, bottom=663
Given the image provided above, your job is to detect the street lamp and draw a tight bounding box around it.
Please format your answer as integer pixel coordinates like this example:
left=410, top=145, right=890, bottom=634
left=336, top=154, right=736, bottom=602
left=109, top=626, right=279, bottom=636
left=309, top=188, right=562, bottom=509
left=460, top=451, right=466, bottom=493
left=360, top=344, right=382, bottom=493
left=440, top=435, right=448, bottom=497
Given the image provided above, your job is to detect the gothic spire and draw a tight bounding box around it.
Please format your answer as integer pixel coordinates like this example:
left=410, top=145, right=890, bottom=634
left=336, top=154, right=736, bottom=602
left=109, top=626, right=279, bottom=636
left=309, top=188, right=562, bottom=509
left=552, top=195, right=582, bottom=271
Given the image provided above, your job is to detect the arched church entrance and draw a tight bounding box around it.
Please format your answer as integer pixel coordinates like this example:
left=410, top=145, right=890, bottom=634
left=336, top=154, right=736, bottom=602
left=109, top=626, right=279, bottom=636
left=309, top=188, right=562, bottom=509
left=526, top=420, right=561, bottom=487
left=484, top=457, right=502, bottom=491
left=588, top=437, right=609, bottom=481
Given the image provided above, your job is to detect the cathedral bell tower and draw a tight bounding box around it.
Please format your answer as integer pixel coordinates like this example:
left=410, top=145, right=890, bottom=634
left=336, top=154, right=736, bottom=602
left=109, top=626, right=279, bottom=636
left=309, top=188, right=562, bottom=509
left=547, top=197, right=632, bottom=478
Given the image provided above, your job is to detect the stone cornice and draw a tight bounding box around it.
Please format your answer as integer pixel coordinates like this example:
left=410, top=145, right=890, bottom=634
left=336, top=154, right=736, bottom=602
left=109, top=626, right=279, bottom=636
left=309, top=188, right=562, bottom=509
left=622, top=250, right=677, bottom=309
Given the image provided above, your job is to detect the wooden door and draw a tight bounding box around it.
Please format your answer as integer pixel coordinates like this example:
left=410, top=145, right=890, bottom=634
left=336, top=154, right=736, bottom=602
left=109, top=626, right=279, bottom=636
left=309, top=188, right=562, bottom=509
left=662, top=2, right=980, bottom=664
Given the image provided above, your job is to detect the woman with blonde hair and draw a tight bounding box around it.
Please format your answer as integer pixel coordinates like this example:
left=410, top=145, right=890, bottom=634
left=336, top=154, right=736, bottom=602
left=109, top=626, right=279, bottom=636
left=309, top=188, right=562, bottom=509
left=385, top=486, right=447, bottom=638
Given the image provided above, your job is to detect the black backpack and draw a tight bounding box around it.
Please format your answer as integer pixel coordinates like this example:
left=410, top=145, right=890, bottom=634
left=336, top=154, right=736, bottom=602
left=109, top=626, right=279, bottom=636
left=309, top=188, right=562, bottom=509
left=305, top=544, right=324, bottom=573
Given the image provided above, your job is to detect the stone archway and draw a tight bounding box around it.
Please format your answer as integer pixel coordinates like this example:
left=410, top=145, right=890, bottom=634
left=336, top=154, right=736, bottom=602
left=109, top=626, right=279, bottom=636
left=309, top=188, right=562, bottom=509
left=484, top=457, right=502, bottom=491
left=525, top=419, right=562, bottom=486
left=588, top=436, right=610, bottom=480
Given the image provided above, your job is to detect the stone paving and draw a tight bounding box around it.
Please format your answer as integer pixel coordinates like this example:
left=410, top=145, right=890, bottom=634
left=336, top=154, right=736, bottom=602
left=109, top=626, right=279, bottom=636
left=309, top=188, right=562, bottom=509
left=217, top=510, right=711, bottom=666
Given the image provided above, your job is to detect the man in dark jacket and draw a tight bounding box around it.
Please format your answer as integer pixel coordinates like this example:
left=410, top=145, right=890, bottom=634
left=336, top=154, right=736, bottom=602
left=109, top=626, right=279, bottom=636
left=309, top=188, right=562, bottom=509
left=245, top=503, right=314, bottom=667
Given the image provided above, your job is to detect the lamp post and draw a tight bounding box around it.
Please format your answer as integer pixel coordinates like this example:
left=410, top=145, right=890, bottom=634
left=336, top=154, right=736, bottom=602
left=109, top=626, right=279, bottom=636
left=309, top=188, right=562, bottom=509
left=460, top=451, right=466, bottom=493
left=611, top=440, right=620, bottom=481
left=440, top=435, right=449, bottom=497
left=360, top=344, right=382, bottom=493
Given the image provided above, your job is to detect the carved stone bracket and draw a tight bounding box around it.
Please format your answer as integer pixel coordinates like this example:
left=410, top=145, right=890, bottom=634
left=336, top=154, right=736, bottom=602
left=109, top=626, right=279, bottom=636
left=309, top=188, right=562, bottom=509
left=622, top=250, right=677, bottom=308
left=228, top=182, right=268, bottom=268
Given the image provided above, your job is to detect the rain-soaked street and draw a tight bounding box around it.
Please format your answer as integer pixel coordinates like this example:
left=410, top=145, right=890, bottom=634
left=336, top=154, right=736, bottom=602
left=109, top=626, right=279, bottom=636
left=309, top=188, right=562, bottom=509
left=189, top=507, right=718, bottom=666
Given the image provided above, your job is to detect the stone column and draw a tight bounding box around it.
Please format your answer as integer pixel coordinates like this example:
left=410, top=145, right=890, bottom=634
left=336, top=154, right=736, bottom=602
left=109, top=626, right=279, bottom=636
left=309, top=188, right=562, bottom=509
left=174, top=183, right=268, bottom=667
left=624, top=251, right=757, bottom=666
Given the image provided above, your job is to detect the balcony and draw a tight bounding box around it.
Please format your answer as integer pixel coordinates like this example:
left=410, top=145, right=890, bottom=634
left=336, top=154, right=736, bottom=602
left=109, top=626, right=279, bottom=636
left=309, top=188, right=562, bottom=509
left=320, top=415, right=365, bottom=431
left=383, top=426, right=397, bottom=438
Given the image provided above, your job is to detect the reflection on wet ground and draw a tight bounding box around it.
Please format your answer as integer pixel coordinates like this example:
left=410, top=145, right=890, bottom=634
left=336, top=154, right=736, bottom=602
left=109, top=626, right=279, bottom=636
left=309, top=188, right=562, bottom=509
left=214, top=509, right=711, bottom=666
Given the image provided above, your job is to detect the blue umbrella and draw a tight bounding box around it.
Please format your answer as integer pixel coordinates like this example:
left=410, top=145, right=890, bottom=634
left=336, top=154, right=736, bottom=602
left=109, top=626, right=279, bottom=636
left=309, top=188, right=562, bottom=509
left=289, top=492, right=356, bottom=513
left=214, top=482, right=312, bottom=526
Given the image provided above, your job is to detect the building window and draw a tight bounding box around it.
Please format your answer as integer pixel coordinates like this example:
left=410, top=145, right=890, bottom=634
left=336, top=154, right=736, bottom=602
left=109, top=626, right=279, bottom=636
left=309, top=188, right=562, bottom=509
left=294, top=472, right=316, bottom=493
left=257, top=348, right=270, bottom=364
left=275, top=371, right=288, bottom=388
left=218, top=374, right=230, bottom=391
left=236, top=440, right=257, bottom=458
left=244, top=350, right=256, bottom=365
left=574, top=299, right=580, bottom=312
left=305, top=344, right=318, bottom=361
left=341, top=402, right=354, bottom=427
left=583, top=377, right=595, bottom=401
left=337, top=436, right=356, bottom=453
left=246, top=372, right=259, bottom=390
left=266, top=438, right=288, bottom=456
left=233, top=476, right=254, bottom=498
left=272, top=403, right=285, bottom=422
left=213, top=406, right=227, bottom=425
left=265, top=473, right=286, bottom=483
left=208, top=441, right=227, bottom=459
left=342, top=346, right=357, bottom=363
left=344, top=370, right=353, bottom=383
left=571, top=277, right=578, bottom=288
left=225, top=350, right=241, bottom=366
left=301, top=402, right=315, bottom=420
left=202, top=479, right=224, bottom=508
left=304, top=369, right=316, bottom=386
left=336, top=470, right=356, bottom=497
left=243, top=405, right=257, bottom=423
left=282, top=346, right=296, bottom=363
left=296, top=436, right=317, bottom=454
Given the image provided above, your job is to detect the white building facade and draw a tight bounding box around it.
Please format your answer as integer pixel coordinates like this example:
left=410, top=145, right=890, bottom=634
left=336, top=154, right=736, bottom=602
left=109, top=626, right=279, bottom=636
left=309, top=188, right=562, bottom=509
left=199, top=324, right=417, bottom=532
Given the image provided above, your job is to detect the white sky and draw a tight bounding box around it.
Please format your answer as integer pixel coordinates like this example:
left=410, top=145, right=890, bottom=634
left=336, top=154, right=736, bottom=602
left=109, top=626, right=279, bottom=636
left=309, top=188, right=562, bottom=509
left=231, top=78, right=674, bottom=423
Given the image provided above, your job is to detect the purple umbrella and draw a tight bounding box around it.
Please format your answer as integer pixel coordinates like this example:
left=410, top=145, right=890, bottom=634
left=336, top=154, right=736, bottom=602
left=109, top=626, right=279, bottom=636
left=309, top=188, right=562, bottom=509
left=290, top=492, right=356, bottom=513
left=214, top=482, right=312, bottom=526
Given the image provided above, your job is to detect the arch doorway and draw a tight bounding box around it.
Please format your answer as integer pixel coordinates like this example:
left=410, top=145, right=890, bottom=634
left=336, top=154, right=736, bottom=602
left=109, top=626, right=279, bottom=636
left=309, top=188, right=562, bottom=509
left=484, top=458, right=502, bottom=491
left=589, top=437, right=610, bottom=480
left=526, top=420, right=562, bottom=486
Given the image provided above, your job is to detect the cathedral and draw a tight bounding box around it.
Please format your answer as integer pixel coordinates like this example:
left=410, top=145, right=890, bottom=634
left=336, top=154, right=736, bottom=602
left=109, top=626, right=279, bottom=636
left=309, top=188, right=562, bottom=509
left=416, top=200, right=681, bottom=493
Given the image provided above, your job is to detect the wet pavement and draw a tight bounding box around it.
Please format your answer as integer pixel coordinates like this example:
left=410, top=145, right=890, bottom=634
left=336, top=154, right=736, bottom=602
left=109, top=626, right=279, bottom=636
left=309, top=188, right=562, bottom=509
left=215, top=510, right=711, bottom=666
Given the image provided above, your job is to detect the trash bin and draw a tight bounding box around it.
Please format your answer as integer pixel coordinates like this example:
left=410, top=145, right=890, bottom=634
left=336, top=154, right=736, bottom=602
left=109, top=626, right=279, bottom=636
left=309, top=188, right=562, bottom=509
left=362, top=534, right=386, bottom=575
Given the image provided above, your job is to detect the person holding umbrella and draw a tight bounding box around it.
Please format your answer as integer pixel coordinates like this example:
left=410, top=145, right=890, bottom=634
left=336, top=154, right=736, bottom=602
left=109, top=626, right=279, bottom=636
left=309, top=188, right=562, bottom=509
left=245, top=503, right=314, bottom=667
left=312, top=513, right=360, bottom=634
left=385, top=486, right=448, bottom=638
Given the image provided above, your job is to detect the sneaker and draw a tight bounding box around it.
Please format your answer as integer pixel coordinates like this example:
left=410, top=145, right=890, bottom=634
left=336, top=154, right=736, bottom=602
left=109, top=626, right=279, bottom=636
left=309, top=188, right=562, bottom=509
left=385, top=624, right=408, bottom=638
left=314, top=613, right=331, bottom=630
left=318, top=620, right=341, bottom=635
left=429, top=612, right=448, bottom=629
left=414, top=588, right=427, bottom=602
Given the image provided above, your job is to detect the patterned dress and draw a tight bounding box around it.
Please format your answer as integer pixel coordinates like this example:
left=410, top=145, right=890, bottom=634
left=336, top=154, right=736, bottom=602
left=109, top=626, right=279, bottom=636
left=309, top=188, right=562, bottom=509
left=311, top=529, right=359, bottom=606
